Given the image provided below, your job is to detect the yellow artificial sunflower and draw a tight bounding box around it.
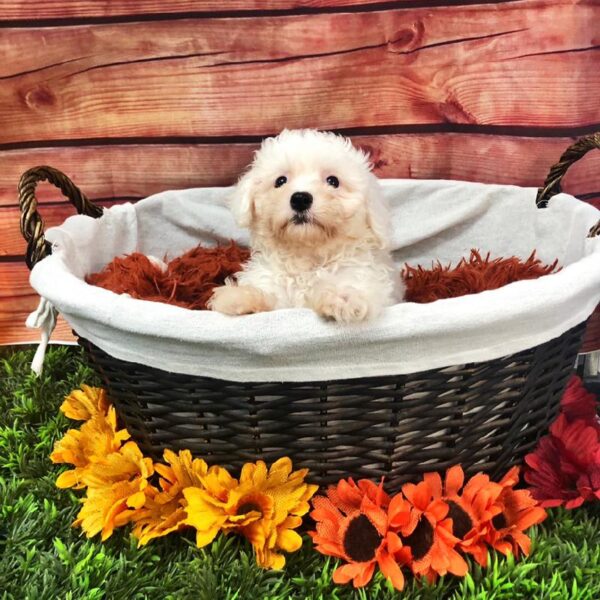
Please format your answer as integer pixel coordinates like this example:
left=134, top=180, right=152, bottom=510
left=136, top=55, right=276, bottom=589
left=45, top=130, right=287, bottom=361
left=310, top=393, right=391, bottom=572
left=50, top=406, right=130, bottom=489
left=184, top=457, right=317, bottom=569
left=182, top=464, right=254, bottom=548
left=59, top=385, right=110, bottom=421
left=131, top=449, right=210, bottom=545
left=53, top=385, right=318, bottom=564
left=74, top=478, right=149, bottom=541
left=235, top=457, right=318, bottom=569
left=81, top=440, right=154, bottom=488
left=73, top=441, right=154, bottom=541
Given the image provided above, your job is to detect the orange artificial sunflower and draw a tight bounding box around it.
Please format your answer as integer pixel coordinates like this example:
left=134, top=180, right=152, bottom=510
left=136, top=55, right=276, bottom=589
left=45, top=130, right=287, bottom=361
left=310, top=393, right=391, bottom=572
left=398, top=477, right=468, bottom=582
left=50, top=406, right=130, bottom=489
left=73, top=441, right=154, bottom=540
left=59, top=385, right=110, bottom=421
left=310, top=479, right=411, bottom=591
left=424, top=466, right=504, bottom=567
left=131, top=449, right=210, bottom=545
left=184, top=457, right=316, bottom=569
left=327, top=477, right=391, bottom=513
left=484, top=466, right=547, bottom=558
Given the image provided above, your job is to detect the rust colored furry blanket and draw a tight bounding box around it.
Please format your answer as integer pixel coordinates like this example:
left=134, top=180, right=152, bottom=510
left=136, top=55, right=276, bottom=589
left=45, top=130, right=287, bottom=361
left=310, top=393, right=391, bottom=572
left=86, top=244, right=558, bottom=309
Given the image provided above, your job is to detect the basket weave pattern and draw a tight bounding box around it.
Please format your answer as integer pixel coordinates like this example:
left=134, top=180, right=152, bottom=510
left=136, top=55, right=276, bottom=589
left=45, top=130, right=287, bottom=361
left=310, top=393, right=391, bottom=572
left=79, top=322, right=584, bottom=490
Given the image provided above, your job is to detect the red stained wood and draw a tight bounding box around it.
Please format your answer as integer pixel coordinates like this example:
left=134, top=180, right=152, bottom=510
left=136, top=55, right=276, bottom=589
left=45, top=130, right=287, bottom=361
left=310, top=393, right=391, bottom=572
left=0, top=0, right=401, bottom=20
left=0, top=144, right=255, bottom=207
left=0, top=263, right=75, bottom=344
left=2, top=135, right=599, bottom=256
left=2, top=134, right=599, bottom=202
left=1, top=2, right=599, bottom=143
left=585, top=196, right=600, bottom=210
left=0, top=201, right=123, bottom=256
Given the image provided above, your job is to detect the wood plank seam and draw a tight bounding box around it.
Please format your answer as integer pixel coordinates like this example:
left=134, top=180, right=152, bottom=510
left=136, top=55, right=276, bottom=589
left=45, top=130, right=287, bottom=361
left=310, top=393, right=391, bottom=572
left=4, top=125, right=600, bottom=153
left=0, top=0, right=525, bottom=27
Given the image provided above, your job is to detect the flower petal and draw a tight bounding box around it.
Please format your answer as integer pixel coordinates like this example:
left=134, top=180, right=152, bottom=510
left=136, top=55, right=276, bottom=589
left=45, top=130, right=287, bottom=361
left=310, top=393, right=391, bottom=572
left=447, top=548, right=469, bottom=577
left=385, top=531, right=404, bottom=554
left=332, top=562, right=364, bottom=585
left=445, top=465, right=465, bottom=496
left=428, top=499, right=449, bottom=521
left=127, top=491, right=147, bottom=510
left=56, top=469, right=80, bottom=489
left=424, top=472, right=443, bottom=498
left=388, top=493, right=412, bottom=529
left=378, top=550, right=406, bottom=591
left=277, top=529, right=302, bottom=553
left=353, top=561, right=376, bottom=588
left=194, top=523, right=222, bottom=548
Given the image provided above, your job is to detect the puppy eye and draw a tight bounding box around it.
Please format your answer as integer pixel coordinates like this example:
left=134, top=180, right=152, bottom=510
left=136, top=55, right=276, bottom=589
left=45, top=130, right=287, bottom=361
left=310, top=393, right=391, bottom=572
left=326, top=175, right=340, bottom=188
left=274, top=176, right=287, bottom=188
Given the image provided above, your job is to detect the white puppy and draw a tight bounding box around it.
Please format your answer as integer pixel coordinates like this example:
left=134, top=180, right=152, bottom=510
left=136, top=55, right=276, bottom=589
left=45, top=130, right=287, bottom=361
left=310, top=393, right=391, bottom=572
left=208, top=129, right=403, bottom=322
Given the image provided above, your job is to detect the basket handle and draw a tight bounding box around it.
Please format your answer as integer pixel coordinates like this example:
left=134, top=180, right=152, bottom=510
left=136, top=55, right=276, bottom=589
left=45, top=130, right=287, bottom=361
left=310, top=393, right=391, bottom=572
left=19, top=166, right=103, bottom=270
left=536, top=132, right=600, bottom=238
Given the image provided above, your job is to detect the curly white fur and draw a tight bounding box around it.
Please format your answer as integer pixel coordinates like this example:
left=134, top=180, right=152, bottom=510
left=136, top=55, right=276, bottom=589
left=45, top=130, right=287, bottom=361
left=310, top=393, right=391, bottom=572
left=209, top=129, right=404, bottom=322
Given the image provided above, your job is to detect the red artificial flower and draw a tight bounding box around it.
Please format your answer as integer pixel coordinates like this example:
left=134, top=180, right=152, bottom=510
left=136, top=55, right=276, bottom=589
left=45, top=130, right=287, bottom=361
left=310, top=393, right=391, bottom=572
left=525, top=377, right=600, bottom=509
left=525, top=414, right=600, bottom=508
left=309, top=479, right=411, bottom=591
left=560, top=376, right=600, bottom=432
left=485, top=467, right=547, bottom=558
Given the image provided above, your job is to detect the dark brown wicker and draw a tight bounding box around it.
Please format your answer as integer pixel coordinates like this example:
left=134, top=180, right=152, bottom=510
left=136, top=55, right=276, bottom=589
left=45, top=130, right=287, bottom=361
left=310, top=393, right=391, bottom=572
left=18, top=134, right=600, bottom=490
left=78, top=324, right=585, bottom=489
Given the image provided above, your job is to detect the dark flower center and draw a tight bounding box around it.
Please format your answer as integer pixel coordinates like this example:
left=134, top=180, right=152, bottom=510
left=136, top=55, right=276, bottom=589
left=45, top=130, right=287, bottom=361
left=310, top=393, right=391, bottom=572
left=402, top=516, right=434, bottom=561
left=342, top=514, right=382, bottom=562
left=447, top=500, right=473, bottom=539
left=237, top=502, right=262, bottom=516
left=492, top=512, right=508, bottom=529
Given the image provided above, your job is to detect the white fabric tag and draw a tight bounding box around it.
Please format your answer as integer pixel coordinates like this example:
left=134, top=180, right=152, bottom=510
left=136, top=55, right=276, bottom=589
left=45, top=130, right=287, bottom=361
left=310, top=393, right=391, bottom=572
left=25, top=297, right=57, bottom=376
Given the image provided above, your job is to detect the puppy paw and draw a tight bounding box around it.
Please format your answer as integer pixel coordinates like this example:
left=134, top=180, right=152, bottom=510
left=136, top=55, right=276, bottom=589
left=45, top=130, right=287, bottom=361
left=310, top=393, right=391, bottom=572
left=208, top=285, right=274, bottom=316
left=313, top=287, right=371, bottom=323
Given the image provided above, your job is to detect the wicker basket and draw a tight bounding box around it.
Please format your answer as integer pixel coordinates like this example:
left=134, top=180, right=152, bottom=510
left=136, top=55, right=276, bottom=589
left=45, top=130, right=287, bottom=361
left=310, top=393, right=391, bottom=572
left=19, top=134, right=600, bottom=491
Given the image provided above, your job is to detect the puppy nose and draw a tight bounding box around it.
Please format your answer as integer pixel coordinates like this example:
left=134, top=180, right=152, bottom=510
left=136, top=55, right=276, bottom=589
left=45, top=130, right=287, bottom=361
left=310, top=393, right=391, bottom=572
left=290, top=191, right=313, bottom=212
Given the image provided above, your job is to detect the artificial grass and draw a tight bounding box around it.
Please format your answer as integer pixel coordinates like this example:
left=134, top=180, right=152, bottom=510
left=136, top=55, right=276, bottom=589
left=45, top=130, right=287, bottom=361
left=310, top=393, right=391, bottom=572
left=1, top=345, right=599, bottom=600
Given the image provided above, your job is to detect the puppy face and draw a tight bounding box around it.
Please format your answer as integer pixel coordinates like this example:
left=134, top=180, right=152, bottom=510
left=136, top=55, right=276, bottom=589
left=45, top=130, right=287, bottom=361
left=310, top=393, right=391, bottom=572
left=231, top=129, right=389, bottom=248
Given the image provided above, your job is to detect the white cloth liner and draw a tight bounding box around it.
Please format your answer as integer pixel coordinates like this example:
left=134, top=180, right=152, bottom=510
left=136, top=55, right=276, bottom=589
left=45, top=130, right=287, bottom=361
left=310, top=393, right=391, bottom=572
left=28, top=179, right=600, bottom=381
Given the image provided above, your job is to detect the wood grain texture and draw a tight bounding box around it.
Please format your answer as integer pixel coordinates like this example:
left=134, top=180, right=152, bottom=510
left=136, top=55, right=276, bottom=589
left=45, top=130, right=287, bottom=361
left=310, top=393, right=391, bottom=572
left=2, top=134, right=600, bottom=206
left=0, top=144, right=255, bottom=207
left=0, top=201, right=122, bottom=256
left=0, top=0, right=406, bottom=20
left=0, top=263, right=75, bottom=344
left=1, top=1, right=599, bottom=144
left=2, top=135, right=599, bottom=256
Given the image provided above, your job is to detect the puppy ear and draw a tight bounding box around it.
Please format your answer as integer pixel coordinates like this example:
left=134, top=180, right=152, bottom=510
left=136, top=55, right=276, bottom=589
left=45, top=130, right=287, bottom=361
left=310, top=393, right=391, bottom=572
left=230, top=172, right=257, bottom=228
left=365, top=174, right=391, bottom=248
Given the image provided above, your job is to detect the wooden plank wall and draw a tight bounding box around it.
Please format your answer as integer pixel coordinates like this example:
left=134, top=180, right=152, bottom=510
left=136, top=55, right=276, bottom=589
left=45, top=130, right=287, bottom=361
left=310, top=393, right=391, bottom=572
left=1, top=0, right=599, bottom=350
